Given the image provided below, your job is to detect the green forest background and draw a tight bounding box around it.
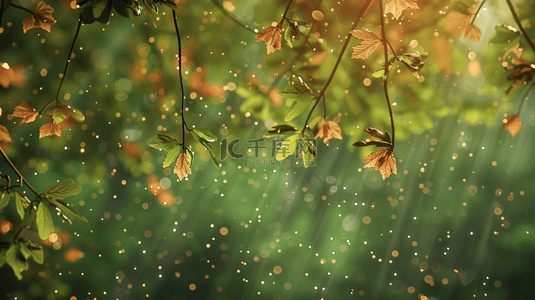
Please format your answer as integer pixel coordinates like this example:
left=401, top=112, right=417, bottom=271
left=1, top=0, right=535, bottom=299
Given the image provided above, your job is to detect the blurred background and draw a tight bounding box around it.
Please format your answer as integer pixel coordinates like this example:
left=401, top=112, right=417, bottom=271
left=1, top=0, right=535, bottom=299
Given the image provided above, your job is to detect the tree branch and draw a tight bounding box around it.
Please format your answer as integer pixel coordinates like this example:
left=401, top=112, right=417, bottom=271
left=301, top=0, right=374, bottom=133
left=506, top=0, right=535, bottom=54
left=379, top=0, right=395, bottom=150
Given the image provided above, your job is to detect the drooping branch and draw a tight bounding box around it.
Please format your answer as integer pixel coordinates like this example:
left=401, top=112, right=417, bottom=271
left=379, top=0, right=395, bottom=149
left=278, top=0, right=294, bottom=27
left=301, top=0, right=374, bottom=133
left=506, top=0, right=535, bottom=54
left=172, top=9, right=188, bottom=146
left=470, top=0, right=487, bottom=25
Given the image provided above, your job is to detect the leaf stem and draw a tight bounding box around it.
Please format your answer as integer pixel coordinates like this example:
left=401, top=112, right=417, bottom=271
left=278, top=0, right=295, bottom=27
left=172, top=10, right=188, bottom=147
left=506, top=0, right=535, bottom=54
left=470, top=0, right=487, bottom=25
left=12, top=227, right=23, bottom=244
left=379, top=0, right=395, bottom=150
left=9, top=3, right=34, bottom=15
left=301, top=0, right=374, bottom=133
left=54, top=16, right=83, bottom=105
left=0, top=146, right=41, bottom=198
left=211, top=0, right=255, bottom=33
left=385, top=40, right=399, bottom=60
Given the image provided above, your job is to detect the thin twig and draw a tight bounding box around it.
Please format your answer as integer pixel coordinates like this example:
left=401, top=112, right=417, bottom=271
left=470, top=0, right=487, bottom=25
left=54, top=16, right=83, bottom=104
left=9, top=3, right=34, bottom=15
left=278, top=0, right=295, bottom=27
left=379, top=0, right=395, bottom=149
left=0, top=146, right=40, bottom=197
left=301, top=0, right=374, bottom=133
left=172, top=10, right=188, bottom=146
left=211, top=0, right=255, bottom=33
left=506, top=0, right=535, bottom=54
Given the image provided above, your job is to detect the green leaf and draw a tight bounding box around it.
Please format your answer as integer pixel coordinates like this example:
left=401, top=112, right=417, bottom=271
left=278, top=82, right=315, bottom=102
left=0, top=191, right=11, bottom=209
left=364, top=127, right=391, bottom=142
left=69, top=105, right=85, bottom=122
left=21, top=202, right=36, bottom=228
left=0, top=174, right=9, bottom=188
left=6, top=244, right=27, bottom=280
left=36, top=202, right=54, bottom=240
left=302, top=139, right=316, bottom=168
left=15, top=192, right=28, bottom=220
left=190, top=131, right=219, bottom=168
left=186, top=147, right=194, bottom=167
left=47, top=104, right=72, bottom=124
left=92, top=0, right=108, bottom=18
left=149, top=134, right=179, bottom=151
left=19, top=241, right=43, bottom=264
left=264, top=125, right=298, bottom=137
left=191, top=128, right=217, bottom=143
left=47, top=198, right=88, bottom=223
left=44, top=179, right=82, bottom=200
left=284, top=26, right=293, bottom=48
left=398, top=52, right=425, bottom=71
left=372, top=68, right=385, bottom=78
left=489, top=25, right=521, bottom=44
left=163, top=145, right=182, bottom=168
left=285, top=101, right=312, bottom=121
left=450, top=1, right=471, bottom=13
left=275, top=133, right=301, bottom=161
left=309, top=116, right=324, bottom=130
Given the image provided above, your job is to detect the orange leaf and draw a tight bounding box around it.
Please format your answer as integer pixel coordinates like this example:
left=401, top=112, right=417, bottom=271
left=350, top=28, right=382, bottom=60
left=502, top=115, right=522, bottom=137
left=39, top=122, right=61, bottom=139
left=0, top=62, right=26, bottom=89
left=13, top=101, right=39, bottom=125
left=384, top=0, right=419, bottom=20
left=315, top=120, right=343, bottom=145
left=464, top=24, right=482, bottom=42
left=0, top=125, right=12, bottom=143
left=22, top=2, right=55, bottom=33
left=174, top=152, right=192, bottom=181
left=442, top=11, right=471, bottom=39
left=255, top=25, right=282, bottom=54
left=363, top=148, right=397, bottom=180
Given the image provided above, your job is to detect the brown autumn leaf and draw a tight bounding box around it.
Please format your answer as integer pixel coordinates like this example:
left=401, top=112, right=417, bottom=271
left=464, top=24, right=482, bottom=42
left=174, top=152, right=192, bottom=181
left=502, top=115, right=522, bottom=137
left=39, top=122, right=61, bottom=139
left=350, top=28, right=382, bottom=60
left=384, top=0, right=419, bottom=20
left=255, top=25, right=282, bottom=55
left=363, top=148, right=397, bottom=180
left=315, top=120, right=342, bottom=144
left=22, top=2, right=55, bottom=33
left=13, top=101, right=39, bottom=125
left=0, top=62, right=26, bottom=89
left=442, top=11, right=472, bottom=39
left=0, top=125, right=13, bottom=144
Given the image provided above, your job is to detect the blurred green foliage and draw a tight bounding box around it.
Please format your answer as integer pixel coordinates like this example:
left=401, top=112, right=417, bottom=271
left=1, top=0, right=535, bottom=299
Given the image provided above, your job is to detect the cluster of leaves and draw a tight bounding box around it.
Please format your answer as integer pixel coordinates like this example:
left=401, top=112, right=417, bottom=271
left=263, top=125, right=316, bottom=167
left=12, top=101, right=85, bottom=139
left=255, top=17, right=310, bottom=54
left=77, top=0, right=177, bottom=26
left=353, top=127, right=397, bottom=180
left=149, top=128, right=219, bottom=181
left=0, top=177, right=87, bottom=280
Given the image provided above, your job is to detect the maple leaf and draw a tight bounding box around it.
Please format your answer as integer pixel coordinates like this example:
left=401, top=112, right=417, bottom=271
left=255, top=25, right=282, bottom=55
left=350, top=28, right=382, bottom=60
left=502, top=115, right=522, bottom=137
left=315, top=120, right=342, bottom=145
left=0, top=62, right=26, bottom=89
left=464, top=24, right=482, bottom=42
left=22, top=2, right=55, bottom=33
left=13, top=101, right=39, bottom=125
left=363, top=148, right=397, bottom=180
left=384, top=0, right=419, bottom=20
left=0, top=125, right=12, bottom=144
left=39, top=123, right=61, bottom=139
left=174, top=152, right=192, bottom=181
